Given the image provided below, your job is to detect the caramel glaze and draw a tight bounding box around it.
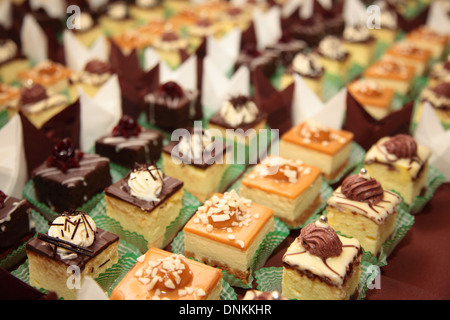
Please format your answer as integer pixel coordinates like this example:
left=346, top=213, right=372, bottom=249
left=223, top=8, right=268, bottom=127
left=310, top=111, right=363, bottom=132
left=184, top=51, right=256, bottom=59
left=283, top=244, right=362, bottom=287
left=365, top=143, right=426, bottom=182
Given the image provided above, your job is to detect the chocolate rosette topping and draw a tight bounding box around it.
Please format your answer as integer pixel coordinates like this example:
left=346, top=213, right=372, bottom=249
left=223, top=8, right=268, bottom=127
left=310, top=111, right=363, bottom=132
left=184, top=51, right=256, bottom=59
left=431, top=82, right=450, bottom=99
left=158, top=81, right=184, bottom=99
left=20, top=84, right=48, bottom=106
left=341, top=174, right=384, bottom=205
left=112, top=114, right=141, bottom=138
left=84, top=59, right=112, bottom=75
left=300, top=222, right=342, bottom=259
left=383, top=134, right=417, bottom=159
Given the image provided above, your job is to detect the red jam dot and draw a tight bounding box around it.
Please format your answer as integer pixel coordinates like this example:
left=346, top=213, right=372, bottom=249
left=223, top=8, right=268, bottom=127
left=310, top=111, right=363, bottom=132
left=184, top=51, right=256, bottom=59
left=46, top=138, right=84, bottom=173
left=158, top=81, right=184, bottom=99
left=112, top=114, right=141, bottom=138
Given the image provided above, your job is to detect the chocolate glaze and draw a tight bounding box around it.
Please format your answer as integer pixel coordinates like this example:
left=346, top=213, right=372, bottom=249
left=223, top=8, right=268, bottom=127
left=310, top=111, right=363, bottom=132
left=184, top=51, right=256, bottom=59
left=0, top=196, right=34, bottom=251
left=209, top=102, right=267, bottom=131
left=104, top=174, right=183, bottom=213
left=26, top=227, right=118, bottom=272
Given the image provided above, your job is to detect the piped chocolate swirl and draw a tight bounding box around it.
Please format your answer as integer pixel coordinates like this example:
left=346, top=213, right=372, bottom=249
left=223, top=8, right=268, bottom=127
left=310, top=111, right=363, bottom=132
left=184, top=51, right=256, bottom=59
left=300, top=222, right=343, bottom=259
left=84, top=59, right=112, bottom=75
left=20, top=84, right=48, bottom=106
left=341, top=174, right=383, bottom=205
left=383, top=134, right=417, bottom=159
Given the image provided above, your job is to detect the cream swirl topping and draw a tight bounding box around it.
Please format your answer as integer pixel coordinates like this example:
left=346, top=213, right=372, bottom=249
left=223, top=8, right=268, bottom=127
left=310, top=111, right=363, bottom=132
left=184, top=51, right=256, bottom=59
left=219, top=95, right=259, bottom=127
left=343, top=25, right=371, bottom=42
left=318, top=36, right=347, bottom=60
left=47, top=211, right=96, bottom=260
left=0, top=39, right=18, bottom=64
left=292, top=52, right=323, bottom=77
left=128, top=165, right=164, bottom=202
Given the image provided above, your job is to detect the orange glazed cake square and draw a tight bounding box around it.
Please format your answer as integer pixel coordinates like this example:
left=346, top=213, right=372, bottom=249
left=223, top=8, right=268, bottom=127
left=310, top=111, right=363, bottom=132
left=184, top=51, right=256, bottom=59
left=406, top=26, right=449, bottom=60
left=347, top=79, right=395, bottom=120
left=363, top=60, right=415, bottom=95
left=279, top=120, right=354, bottom=181
left=240, top=155, right=322, bottom=227
left=184, top=190, right=274, bottom=284
left=110, top=248, right=223, bottom=300
left=383, top=41, right=432, bottom=76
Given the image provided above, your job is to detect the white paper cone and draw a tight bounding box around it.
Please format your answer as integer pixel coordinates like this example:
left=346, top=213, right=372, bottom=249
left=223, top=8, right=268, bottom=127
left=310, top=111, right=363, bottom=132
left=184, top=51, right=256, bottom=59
left=206, top=28, right=241, bottom=75
left=310, top=87, right=347, bottom=129
left=0, top=114, right=28, bottom=198
left=79, top=74, right=122, bottom=151
left=292, top=73, right=324, bottom=125
left=77, top=277, right=109, bottom=300
left=21, top=14, right=48, bottom=63
left=159, top=55, right=197, bottom=91
left=0, top=0, right=13, bottom=29
left=253, top=7, right=282, bottom=51
left=414, top=103, right=450, bottom=182
left=63, top=30, right=108, bottom=71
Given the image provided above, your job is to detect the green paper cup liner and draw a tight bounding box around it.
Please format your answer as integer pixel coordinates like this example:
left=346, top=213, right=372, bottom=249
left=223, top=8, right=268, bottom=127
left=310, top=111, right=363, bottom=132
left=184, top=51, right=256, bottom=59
left=0, top=209, right=49, bottom=270
left=89, top=189, right=202, bottom=254
left=323, top=72, right=345, bottom=102
left=22, top=163, right=125, bottom=222
left=254, top=257, right=380, bottom=300
left=171, top=217, right=290, bottom=289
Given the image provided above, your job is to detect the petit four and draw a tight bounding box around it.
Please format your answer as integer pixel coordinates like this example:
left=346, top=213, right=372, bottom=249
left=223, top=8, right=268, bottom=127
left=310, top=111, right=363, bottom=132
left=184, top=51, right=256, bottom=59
left=95, top=114, right=163, bottom=169
left=152, top=27, right=189, bottom=68
left=208, top=95, right=267, bottom=146
left=27, top=210, right=119, bottom=300
left=242, top=289, right=287, bottom=300
left=110, top=248, right=222, bottom=300
left=129, top=0, right=164, bottom=23
left=234, top=44, right=279, bottom=79
left=161, top=126, right=229, bottom=202
left=184, top=190, right=274, bottom=284
left=406, top=26, right=449, bottom=60
left=99, top=0, right=136, bottom=36
left=104, top=164, right=184, bottom=249
left=69, top=12, right=103, bottom=48
left=342, top=24, right=376, bottom=67
left=0, top=83, right=20, bottom=112
left=369, top=2, right=398, bottom=45
left=240, top=155, right=322, bottom=227
left=428, top=58, right=450, bottom=87
left=289, top=16, right=325, bottom=47
left=282, top=51, right=325, bottom=99
left=417, top=82, right=450, bottom=125
left=0, top=191, right=35, bottom=264
left=32, top=138, right=112, bottom=212
left=265, top=32, right=307, bottom=67
left=363, top=59, right=415, bottom=95
left=145, top=81, right=201, bottom=132
left=279, top=120, right=354, bottom=181
left=383, top=41, right=432, bottom=76
left=347, top=79, right=395, bottom=120
left=282, top=216, right=362, bottom=300
left=326, top=170, right=402, bottom=255
left=17, top=60, right=72, bottom=94
left=364, top=134, right=431, bottom=205
left=316, top=36, right=351, bottom=80
left=10, top=83, right=68, bottom=129
left=68, top=59, right=115, bottom=101
left=0, top=39, right=30, bottom=84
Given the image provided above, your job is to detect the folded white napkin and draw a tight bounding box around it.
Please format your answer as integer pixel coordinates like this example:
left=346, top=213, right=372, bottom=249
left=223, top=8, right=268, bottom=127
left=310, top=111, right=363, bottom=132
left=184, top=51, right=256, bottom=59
left=414, top=103, right=450, bottom=182
left=0, top=114, right=27, bottom=199
left=292, top=73, right=347, bottom=129
left=202, top=57, right=250, bottom=117
left=20, top=14, right=48, bottom=64
left=206, top=27, right=241, bottom=75
left=143, top=47, right=160, bottom=72
left=63, top=30, right=108, bottom=71
left=252, top=6, right=282, bottom=50
left=159, top=54, right=197, bottom=92
left=79, top=74, right=122, bottom=151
